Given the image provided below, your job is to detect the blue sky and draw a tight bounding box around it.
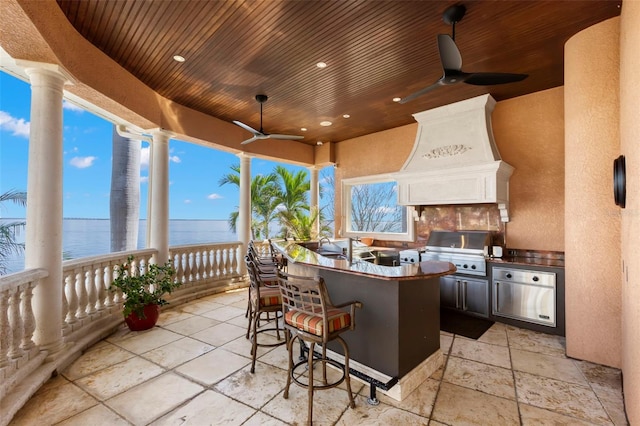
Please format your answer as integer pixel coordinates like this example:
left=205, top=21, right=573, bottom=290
left=0, top=72, right=332, bottom=220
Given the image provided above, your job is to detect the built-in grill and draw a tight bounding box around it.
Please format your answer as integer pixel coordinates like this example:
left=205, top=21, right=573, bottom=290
left=420, top=230, right=492, bottom=318
left=420, top=231, right=490, bottom=276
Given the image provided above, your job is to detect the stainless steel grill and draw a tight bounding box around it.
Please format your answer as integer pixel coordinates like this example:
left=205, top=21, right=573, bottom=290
left=420, top=231, right=490, bottom=277
left=421, top=231, right=492, bottom=318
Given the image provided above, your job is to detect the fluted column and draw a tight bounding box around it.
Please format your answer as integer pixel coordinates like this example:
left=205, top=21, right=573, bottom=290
left=23, top=66, right=69, bottom=355
left=309, top=166, right=320, bottom=238
left=237, top=153, right=251, bottom=273
left=148, top=130, right=171, bottom=264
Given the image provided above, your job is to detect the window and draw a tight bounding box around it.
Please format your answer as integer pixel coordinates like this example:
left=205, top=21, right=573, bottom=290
left=342, top=174, right=415, bottom=242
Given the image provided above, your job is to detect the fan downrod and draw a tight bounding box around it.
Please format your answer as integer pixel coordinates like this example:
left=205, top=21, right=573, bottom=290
left=443, top=4, right=466, bottom=40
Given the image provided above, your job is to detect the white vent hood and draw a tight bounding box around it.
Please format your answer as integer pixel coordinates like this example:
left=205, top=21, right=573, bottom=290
left=393, top=94, right=513, bottom=221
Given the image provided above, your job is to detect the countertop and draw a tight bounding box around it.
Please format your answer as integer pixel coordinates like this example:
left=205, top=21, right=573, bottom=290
left=489, top=257, right=564, bottom=268
left=272, top=240, right=456, bottom=280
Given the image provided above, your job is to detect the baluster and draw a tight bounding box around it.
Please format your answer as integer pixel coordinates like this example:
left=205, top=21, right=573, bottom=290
left=0, top=289, right=9, bottom=367
left=20, top=282, right=36, bottom=352
left=230, top=246, right=238, bottom=275
left=105, top=262, right=117, bottom=306
left=66, top=270, right=79, bottom=323
left=76, top=268, right=88, bottom=319
left=196, top=250, right=203, bottom=280
left=178, top=253, right=186, bottom=283
left=203, top=249, right=211, bottom=279
left=185, top=253, right=193, bottom=282
left=85, top=265, right=97, bottom=316
left=200, top=247, right=209, bottom=280
left=95, top=264, right=106, bottom=312
left=8, top=288, right=23, bottom=359
left=61, top=273, right=70, bottom=329
left=215, top=248, right=222, bottom=277
left=222, top=248, right=229, bottom=277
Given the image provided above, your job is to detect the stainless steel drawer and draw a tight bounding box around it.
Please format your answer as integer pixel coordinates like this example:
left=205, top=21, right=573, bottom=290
left=492, top=279, right=556, bottom=327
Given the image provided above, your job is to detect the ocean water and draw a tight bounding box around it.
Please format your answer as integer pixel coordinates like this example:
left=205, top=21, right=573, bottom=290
left=0, top=218, right=237, bottom=275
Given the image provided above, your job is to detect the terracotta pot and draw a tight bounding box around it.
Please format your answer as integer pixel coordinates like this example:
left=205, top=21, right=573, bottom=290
left=124, top=304, right=160, bottom=331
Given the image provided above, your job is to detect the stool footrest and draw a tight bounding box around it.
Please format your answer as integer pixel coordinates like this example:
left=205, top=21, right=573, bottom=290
left=291, top=357, right=346, bottom=390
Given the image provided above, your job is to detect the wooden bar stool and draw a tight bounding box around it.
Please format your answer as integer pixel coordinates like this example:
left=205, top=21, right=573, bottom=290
left=276, top=270, right=362, bottom=425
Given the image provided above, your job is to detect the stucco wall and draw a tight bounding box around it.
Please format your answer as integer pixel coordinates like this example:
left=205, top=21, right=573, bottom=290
left=492, top=88, right=565, bottom=251
left=334, top=91, right=566, bottom=252
left=620, top=2, right=640, bottom=423
left=564, top=18, right=621, bottom=369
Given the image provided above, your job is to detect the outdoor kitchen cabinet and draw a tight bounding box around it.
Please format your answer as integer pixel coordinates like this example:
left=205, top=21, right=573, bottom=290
left=441, top=275, right=490, bottom=318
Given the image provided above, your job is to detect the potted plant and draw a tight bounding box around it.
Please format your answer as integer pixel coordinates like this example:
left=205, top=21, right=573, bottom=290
left=110, top=255, right=181, bottom=331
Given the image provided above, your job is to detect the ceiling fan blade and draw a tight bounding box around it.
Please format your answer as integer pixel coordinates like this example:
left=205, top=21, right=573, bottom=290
left=267, top=134, right=304, bottom=141
left=464, top=72, right=528, bottom=86
left=437, top=34, right=462, bottom=71
left=240, top=135, right=259, bottom=145
left=233, top=120, right=260, bottom=135
left=398, top=79, right=445, bottom=104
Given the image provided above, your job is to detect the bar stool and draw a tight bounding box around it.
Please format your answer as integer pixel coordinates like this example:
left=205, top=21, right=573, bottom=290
left=245, top=241, right=279, bottom=318
left=245, top=257, right=285, bottom=373
left=276, top=270, right=362, bottom=425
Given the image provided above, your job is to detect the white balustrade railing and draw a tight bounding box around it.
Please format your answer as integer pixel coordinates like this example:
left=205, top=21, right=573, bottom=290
left=170, top=242, right=242, bottom=283
left=0, top=268, right=48, bottom=408
left=61, top=249, right=156, bottom=337
left=0, top=241, right=245, bottom=426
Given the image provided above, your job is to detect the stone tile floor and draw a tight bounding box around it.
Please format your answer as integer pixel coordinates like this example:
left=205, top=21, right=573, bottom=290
left=10, top=289, right=628, bottom=425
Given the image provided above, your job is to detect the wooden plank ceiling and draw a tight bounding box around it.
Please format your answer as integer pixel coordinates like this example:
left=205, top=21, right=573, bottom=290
left=56, top=0, right=621, bottom=145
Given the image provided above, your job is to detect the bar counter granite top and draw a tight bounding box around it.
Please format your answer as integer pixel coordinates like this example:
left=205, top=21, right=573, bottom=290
left=272, top=240, right=456, bottom=280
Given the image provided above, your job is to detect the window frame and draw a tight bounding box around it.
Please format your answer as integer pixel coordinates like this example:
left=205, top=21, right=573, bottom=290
left=341, top=173, right=416, bottom=242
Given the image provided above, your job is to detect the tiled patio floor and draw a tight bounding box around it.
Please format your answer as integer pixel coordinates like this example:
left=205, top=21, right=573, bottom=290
left=10, top=289, right=628, bottom=425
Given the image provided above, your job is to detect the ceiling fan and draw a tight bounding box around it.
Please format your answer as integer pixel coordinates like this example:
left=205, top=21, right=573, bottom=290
left=233, top=94, right=304, bottom=145
left=399, top=4, right=528, bottom=104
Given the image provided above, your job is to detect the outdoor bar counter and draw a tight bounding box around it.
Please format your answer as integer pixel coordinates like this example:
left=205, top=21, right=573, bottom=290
left=271, top=240, right=455, bottom=400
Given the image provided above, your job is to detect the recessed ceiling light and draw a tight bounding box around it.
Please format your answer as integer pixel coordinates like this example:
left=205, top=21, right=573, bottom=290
left=343, top=114, right=350, bottom=119
left=316, top=62, right=327, bottom=68
left=173, top=55, right=186, bottom=62
left=320, top=121, right=332, bottom=127
left=301, top=127, right=307, bottom=131
left=393, top=97, right=401, bottom=102
left=316, top=141, right=324, bottom=146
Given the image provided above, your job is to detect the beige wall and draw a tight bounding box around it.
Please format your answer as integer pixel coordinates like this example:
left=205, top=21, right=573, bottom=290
left=333, top=124, right=417, bottom=235
left=620, top=2, right=640, bottom=423
left=334, top=91, right=566, bottom=252
left=493, top=88, right=565, bottom=251
left=564, top=17, right=622, bottom=369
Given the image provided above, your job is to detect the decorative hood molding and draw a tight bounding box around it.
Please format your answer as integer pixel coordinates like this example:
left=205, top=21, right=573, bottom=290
left=393, top=94, right=514, bottom=221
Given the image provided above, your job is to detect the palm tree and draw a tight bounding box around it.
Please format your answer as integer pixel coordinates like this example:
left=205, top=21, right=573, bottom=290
left=273, top=166, right=310, bottom=238
left=219, top=164, right=280, bottom=239
left=110, top=125, right=141, bottom=252
left=0, top=189, right=27, bottom=275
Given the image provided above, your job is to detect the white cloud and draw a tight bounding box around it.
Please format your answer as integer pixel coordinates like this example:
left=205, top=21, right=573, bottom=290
left=140, top=176, right=148, bottom=183
left=184, top=199, right=192, bottom=204
left=140, top=147, right=150, bottom=168
left=63, top=100, right=84, bottom=113
left=69, top=156, right=97, bottom=168
left=0, top=110, right=30, bottom=138
left=170, top=155, right=181, bottom=163
left=207, top=193, right=223, bottom=200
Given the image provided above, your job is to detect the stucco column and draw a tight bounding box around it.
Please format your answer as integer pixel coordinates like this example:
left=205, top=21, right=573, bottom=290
left=23, top=66, right=69, bottom=355
left=237, top=153, right=251, bottom=273
left=309, top=166, right=320, bottom=238
left=565, top=17, right=621, bottom=368
left=148, top=130, right=170, bottom=264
